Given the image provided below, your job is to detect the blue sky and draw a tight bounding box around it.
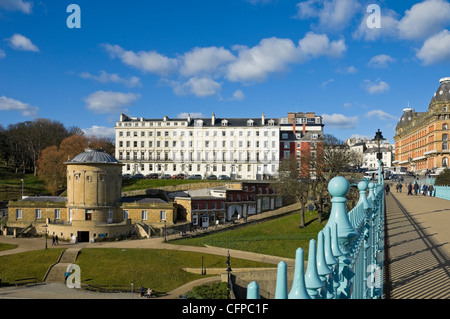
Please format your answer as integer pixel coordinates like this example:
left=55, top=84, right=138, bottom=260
left=1, top=0, right=450, bottom=143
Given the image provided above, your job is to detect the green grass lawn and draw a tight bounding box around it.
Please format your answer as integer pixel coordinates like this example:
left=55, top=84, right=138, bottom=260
left=0, top=166, right=50, bottom=201
left=75, top=248, right=274, bottom=293
left=0, top=249, right=65, bottom=285
left=0, top=243, right=17, bottom=252
left=170, top=211, right=327, bottom=260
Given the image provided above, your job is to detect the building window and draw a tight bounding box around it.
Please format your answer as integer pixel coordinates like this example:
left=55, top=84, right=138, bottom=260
left=16, top=209, right=22, bottom=219
left=54, top=209, right=60, bottom=220
left=160, top=211, right=166, bottom=221
left=35, top=209, right=42, bottom=219
left=123, top=210, right=129, bottom=220
left=108, top=209, right=113, bottom=223
left=444, top=157, right=449, bottom=167
left=142, top=210, right=148, bottom=220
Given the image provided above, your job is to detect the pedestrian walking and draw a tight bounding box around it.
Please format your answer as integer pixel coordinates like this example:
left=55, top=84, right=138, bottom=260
left=396, top=183, right=399, bottom=193
left=385, top=184, right=390, bottom=195
left=422, top=184, right=428, bottom=196
left=399, top=183, right=403, bottom=193
left=55, top=235, right=59, bottom=245
left=407, top=183, right=413, bottom=196
left=52, top=235, right=56, bottom=245
left=414, top=182, right=419, bottom=195
left=428, top=184, right=434, bottom=196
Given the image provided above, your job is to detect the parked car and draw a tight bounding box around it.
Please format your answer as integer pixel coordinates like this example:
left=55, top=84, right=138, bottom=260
left=145, top=173, right=159, bottom=179
left=131, top=174, right=144, bottom=179
left=122, top=174, right=132, bottom=179
left=218, top=175, right=231, bottom=180
left=206, top=175, right=217, bottom=180
left=173, top=173, right=187, bottom=179
left=160, top=174, right=172, bottom=179
left=187, top=174, right=202, bottom=180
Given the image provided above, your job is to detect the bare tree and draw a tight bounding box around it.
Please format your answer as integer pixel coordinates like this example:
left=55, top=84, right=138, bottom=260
left=273, top=156, right=311, bottom=228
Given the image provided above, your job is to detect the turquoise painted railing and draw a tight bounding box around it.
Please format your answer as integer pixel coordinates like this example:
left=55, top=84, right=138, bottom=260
left=435, top=186, right=450, bottom=200
left=247, top=176, right=385, bottom=300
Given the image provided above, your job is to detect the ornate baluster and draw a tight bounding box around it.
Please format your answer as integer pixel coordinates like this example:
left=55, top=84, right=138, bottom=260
left=288, top=248, right=310, bottom=299
left=316, top=230, right=332, bottom=299
left=326, top=177, right=358, bottom=299
left=331, top=223, right=343, bottom=298
left=275, top=261, right=288, bottom=299
left=324, top=226, right=337, bottom=299
left=305, top=239, right=324, bottom=299
left=247, top=281, right=260, bottom=299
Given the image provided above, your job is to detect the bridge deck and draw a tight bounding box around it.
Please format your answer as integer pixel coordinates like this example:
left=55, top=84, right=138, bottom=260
left=384, top=189, right=450, bottom=299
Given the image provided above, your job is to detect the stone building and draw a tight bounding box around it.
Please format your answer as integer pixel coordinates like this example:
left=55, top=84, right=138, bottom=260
left=394, top=77, right=450, bottom=174
left=6, top=149, right=178, bottom=242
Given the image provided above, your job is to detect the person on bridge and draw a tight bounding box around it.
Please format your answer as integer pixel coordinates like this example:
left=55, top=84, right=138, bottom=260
left=407, top=183, right=413, bottom=196
left=385, top=184, right=391, bottom=195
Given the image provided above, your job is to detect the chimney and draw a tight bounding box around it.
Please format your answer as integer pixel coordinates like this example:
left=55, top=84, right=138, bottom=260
left=262, top=112, right=265, bottom=125
left=187, top=114, right=191, bottom=124
left=212, top=112, right=216, bottom=125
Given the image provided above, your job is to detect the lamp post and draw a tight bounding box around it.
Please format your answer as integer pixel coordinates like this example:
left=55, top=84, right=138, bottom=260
left=164, top=220, right=167, bottom=243
left=226, top=250, right=232, bottom=299
left=20, top=179, right=24, bottom=199
left=374, top=129, right=385, bottom=184
left=44, top=224, right=48, bottom=250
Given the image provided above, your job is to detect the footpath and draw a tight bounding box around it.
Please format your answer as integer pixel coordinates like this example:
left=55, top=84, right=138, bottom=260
left=384, top=189, right=450, bottom=299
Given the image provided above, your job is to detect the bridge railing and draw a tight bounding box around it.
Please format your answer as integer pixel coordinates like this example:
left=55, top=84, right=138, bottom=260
left=247, top=176, right=385, bottom=300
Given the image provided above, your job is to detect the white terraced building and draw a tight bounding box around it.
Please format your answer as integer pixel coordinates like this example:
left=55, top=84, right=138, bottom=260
left=115, top=113, right=281, bottom=180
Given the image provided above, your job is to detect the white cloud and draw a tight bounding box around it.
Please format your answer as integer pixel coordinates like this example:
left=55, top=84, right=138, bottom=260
left=366, top=110, right=397, bottom=121
left=0, top=49, right=5, bottom=58
left=231, top=90, right=245, bottom=101
left=82, top=126, right=115, bottom=139
left=417, top=29, right=450, bottom=65
left=368, top=54, right=396, bottom=68
left=7, top=34, right=39, bottom=52
left=0, top=95, right=38, bottom=117
left=180, top=46, right=236, bottom=77
left=0, top=0, right=33, bottom=14
left=363, top=79, right=390, bottom=95
left=397, top=0, right=450, bottom=40
left=322, top=113, right=358, bottom=129
left=296, top=0, right=361, bottom=32
left=337, top=66, right=358, bottom=74
left=84, top=91, right=141, bottom=114
left=321, top=78, right=334, bottom=88
left=172, top=77, right=222, bottom=97
left=177, top=112, right=204, bottom=119
left=79, top=70, right=141, bottom=87
left=298, top=32, right=347, bottom=60
left=226, top=37, right=301, bottom=82
left=103, top=44, right=178, bottom=76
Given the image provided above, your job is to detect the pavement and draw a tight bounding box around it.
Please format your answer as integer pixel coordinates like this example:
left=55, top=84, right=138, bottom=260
left=384, top=187, right=450, bottom=299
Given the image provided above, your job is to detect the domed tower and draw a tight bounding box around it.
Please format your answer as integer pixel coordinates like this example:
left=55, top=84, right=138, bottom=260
left=65, top=149, right=123, bottom=224
left=430, top=77, right=450, bottom=113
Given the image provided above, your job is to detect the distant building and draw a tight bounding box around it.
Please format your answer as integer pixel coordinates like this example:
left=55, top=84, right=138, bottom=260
left=279, top=112, right=324, bottom=178
left=347, top=137, right=394, bottom=170
left=394, top=77, right=450, bottom=174
left=115, top=113, right=280, bottom=180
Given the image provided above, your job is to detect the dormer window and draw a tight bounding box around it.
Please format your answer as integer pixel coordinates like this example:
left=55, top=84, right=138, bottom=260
left=247, top=119, right=254, bottom=126
left=221, top=119, right=228, bottom=126
left=268, top=119, right=275, bottom=126
left=195, top=120, right=203, bottom=127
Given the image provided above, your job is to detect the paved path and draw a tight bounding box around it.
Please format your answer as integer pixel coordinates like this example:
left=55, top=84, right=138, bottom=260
left=384, top=189, right=450, bottom=299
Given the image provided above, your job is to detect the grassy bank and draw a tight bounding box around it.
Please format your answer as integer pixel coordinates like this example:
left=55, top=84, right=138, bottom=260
left=170, top=211, right=327, bottom=259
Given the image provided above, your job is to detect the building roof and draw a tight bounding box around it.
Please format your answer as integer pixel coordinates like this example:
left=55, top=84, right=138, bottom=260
left=120, top=197, right=168, bottom=204
left=18, top=196, right=67, bottom=203
left=433, top=77, right=450, bottom=102
left=67, top=148, right=120, bottom=164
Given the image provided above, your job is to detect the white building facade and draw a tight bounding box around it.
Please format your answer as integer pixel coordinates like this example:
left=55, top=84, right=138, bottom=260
left=115, top=113, right=281, bottom=180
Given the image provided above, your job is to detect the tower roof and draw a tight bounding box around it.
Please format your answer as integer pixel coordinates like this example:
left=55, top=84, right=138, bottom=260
left=67, top=148, right=120, bottom=164
left=433, top=77, right=450, bottom=102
